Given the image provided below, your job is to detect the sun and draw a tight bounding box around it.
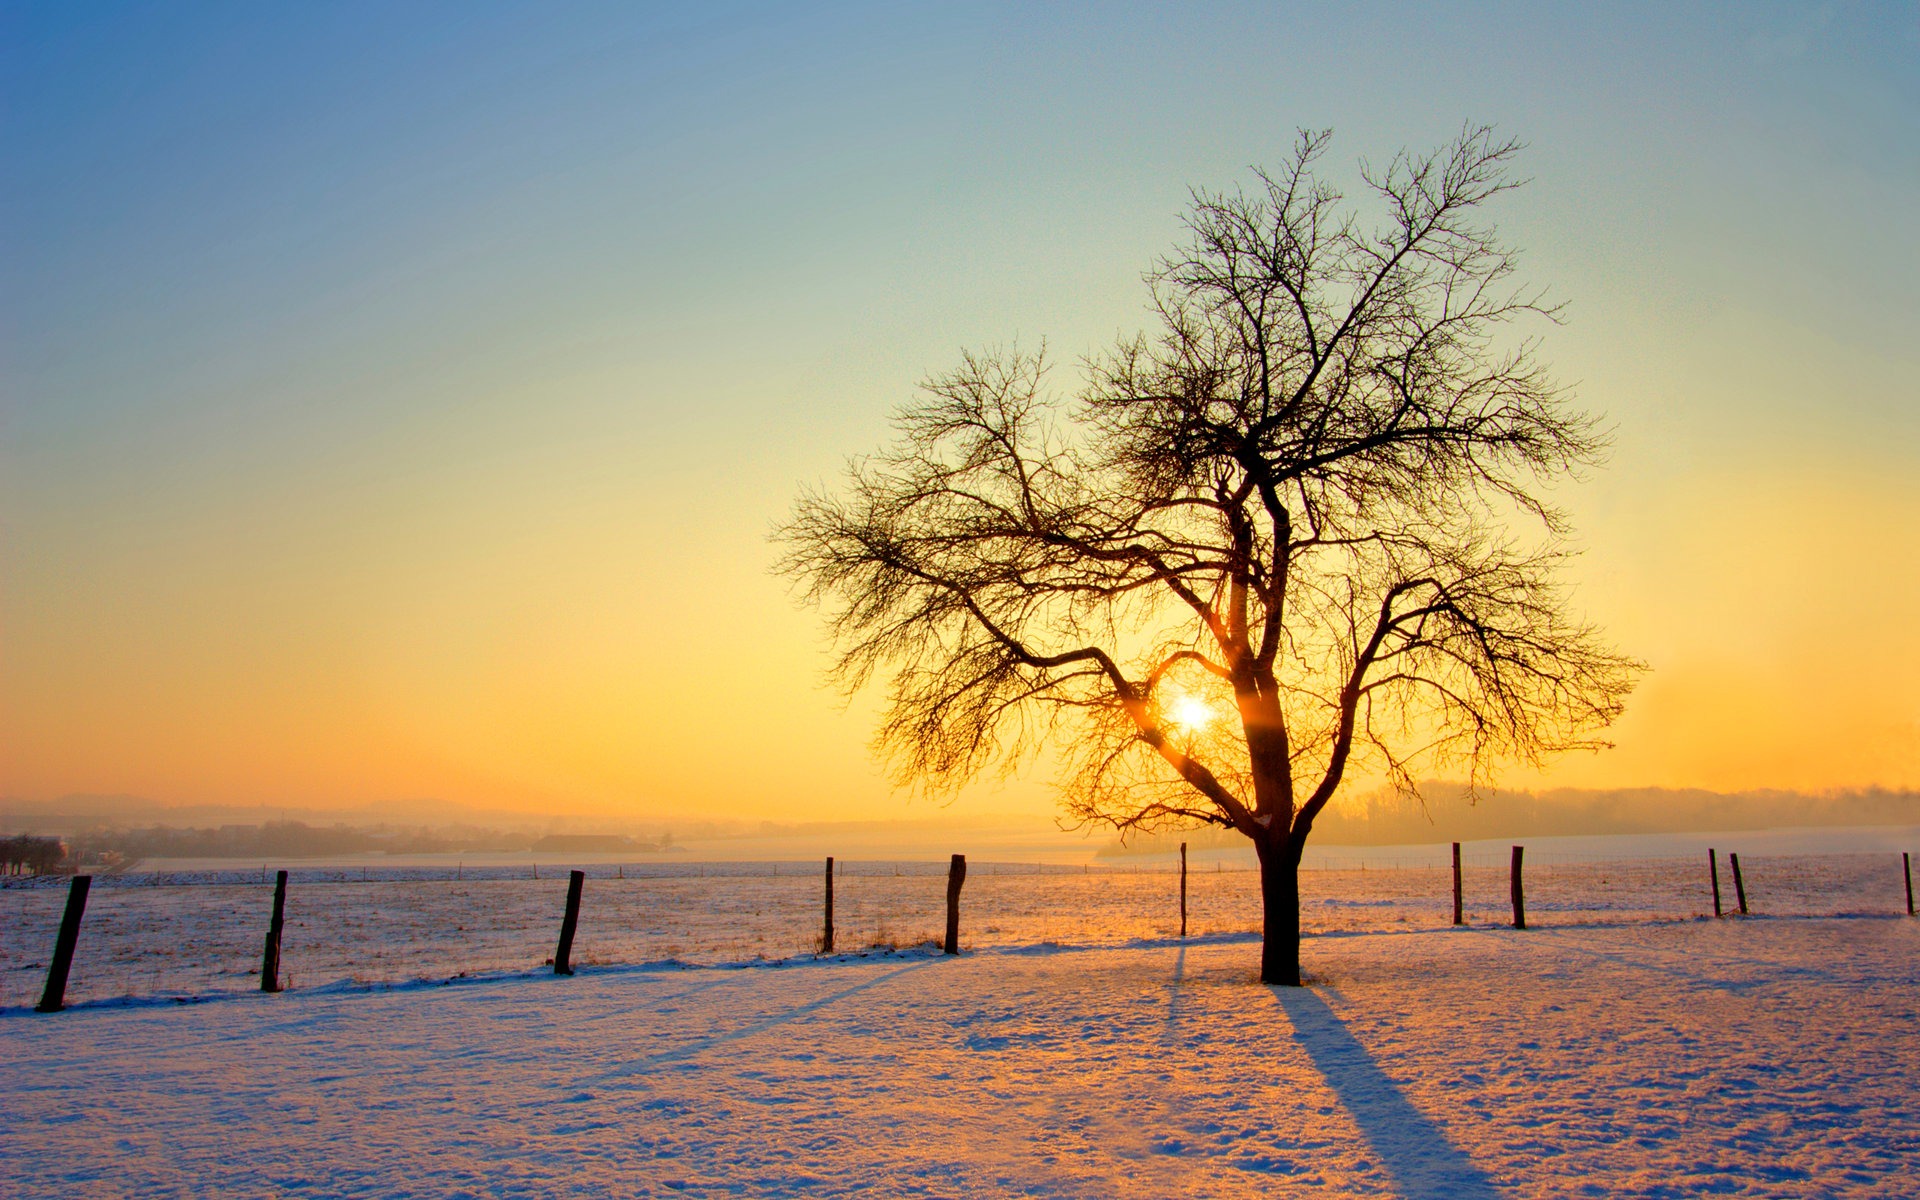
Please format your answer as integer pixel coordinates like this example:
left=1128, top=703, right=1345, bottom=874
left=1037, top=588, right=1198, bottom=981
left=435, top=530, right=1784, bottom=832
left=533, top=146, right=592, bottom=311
left=1165, top=693, right=1218, bottom=733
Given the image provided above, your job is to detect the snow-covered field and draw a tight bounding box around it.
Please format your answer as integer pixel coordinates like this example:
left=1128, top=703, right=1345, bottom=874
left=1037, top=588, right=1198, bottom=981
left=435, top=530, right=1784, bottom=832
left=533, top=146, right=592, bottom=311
left=4, top=840, right=1916, bottom=1007
left=3, top=916, right=1916, bottom=1197
left=4, top=837, right=1917, bottom=1196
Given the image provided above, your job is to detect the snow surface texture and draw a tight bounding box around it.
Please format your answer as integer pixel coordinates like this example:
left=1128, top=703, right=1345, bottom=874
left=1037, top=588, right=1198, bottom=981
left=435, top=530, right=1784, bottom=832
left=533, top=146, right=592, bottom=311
left=4, top=916, right=1917, bottom=1197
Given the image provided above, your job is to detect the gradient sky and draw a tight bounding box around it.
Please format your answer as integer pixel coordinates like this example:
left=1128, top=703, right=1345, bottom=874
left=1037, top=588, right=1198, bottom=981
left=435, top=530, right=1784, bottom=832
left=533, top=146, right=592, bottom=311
left=3, top=2, right=1916, bottom=822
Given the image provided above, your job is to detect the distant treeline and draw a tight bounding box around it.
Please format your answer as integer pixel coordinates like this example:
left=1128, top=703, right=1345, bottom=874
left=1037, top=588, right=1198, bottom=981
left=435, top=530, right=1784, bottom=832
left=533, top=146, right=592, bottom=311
left=1, top=835, right=67, bottom=875
left=530, top=833, right=672, bottom=853
left=1099, top=785, right=1920, bottom=854
left=58, top=821, right=670, bottom=864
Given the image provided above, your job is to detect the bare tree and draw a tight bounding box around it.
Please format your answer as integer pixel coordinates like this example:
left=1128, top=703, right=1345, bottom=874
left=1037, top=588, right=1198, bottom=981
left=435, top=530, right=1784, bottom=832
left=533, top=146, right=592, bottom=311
left=778, top=127, right=1641, bottom=984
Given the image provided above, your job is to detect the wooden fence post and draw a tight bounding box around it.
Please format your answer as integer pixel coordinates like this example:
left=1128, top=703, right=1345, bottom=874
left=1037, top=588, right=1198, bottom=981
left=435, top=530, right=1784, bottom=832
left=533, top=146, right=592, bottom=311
left=1451, top=842, right=1463, bottom=926
left=944, top=854, right=967, bottom=954
left=1904, top=852, right=1913, bottom=917
left=36, top=874, right=92, bottom=1013
left=1509, top=846, right=1526, bottom=930
left=1709, top=849, right=1722, bottom=917
left=1730, top=852, right=1748, bottom=915
left=261, top=869, right=289, bottom=993
left=554, top=869, right=585, bottom=975
left=1167, top=837, right=1182, bottom=940
left=822, top=856, right=836, bottom=954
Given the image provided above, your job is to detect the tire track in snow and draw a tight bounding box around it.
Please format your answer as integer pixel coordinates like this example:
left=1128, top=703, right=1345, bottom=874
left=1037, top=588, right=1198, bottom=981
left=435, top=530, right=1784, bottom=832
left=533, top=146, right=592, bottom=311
left=582, top=958, right=938, bottom=1082
left=1524, top=925, right=1864, bottom=993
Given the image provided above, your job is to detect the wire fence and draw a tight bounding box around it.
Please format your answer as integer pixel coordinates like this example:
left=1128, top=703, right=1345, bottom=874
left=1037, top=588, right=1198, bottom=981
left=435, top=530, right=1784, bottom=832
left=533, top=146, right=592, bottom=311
left=4, top=850, right=1913, bottom=1009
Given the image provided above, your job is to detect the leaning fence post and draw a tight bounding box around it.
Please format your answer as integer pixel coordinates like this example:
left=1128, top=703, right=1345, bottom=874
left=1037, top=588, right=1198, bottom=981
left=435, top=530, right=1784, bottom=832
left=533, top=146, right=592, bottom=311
left=1729, top=852, right=1748, bottom=915
left=944, top=854, right=967, bottom=954
left=37, top=874, right=92, bottom=1013
left=1179, top=842, right=1188, bottom=939
left=554, top=869, right=585, bottom=975
left=822, top=856, right=836, bottom=954
left=1709, top=849, right=1722, bottom=917
left=1452, top=842, right=1463, bottom=926
left=1904, top=852, right=1913, bottom=917
left=1509, top=845, right=1526, bottom=930
left=261, top=869, right=289, bottom=993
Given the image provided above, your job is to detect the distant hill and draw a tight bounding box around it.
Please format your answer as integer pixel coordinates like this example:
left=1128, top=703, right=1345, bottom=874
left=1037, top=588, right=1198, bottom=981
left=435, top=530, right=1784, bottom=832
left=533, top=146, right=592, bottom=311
left=1098, top=785, right=1920, bottom=854
left=531, top=833, right=664, bottom=853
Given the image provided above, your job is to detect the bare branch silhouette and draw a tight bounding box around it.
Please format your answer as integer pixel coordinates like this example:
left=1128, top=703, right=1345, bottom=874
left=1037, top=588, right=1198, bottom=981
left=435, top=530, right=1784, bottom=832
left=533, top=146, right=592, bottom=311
left=778, top=126, right=1641, bottom=984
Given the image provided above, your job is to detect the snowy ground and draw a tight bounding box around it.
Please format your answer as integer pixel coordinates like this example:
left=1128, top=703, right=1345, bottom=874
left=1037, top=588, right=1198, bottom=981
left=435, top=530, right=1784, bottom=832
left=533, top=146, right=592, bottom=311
left=4, top=914, right=1917, bottom=1197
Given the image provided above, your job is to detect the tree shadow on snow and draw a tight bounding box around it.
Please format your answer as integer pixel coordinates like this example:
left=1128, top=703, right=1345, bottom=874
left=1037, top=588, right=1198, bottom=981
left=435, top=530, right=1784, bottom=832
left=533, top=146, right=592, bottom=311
left=1274, top=988, right=1503, bottom=1199
left=1160, top=944, right=1187, bottom=1045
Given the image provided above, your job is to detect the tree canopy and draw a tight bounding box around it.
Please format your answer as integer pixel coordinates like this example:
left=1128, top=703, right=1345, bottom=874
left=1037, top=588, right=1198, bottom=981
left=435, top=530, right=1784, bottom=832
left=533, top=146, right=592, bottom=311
left=779, top=126, right=1641, bottom=982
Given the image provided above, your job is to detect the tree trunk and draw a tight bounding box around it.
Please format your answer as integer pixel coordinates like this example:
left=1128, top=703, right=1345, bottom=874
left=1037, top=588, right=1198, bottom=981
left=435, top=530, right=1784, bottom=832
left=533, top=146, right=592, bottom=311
left=1256, top=831, right=1302, bottom=986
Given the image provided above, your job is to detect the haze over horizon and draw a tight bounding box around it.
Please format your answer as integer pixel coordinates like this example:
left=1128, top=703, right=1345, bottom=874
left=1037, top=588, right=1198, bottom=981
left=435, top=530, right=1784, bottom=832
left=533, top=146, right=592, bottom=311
left=4, top=3, right=1916, bottom=824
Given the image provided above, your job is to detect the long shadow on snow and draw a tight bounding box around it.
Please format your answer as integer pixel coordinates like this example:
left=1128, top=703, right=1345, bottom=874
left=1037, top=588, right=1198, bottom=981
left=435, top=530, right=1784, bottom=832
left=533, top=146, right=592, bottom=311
left=1274, top=987, right=1501, bottom=1199
left=1160, top=943, right=1188, bottom=1046
left=583, top=958, right=938, bottom=1084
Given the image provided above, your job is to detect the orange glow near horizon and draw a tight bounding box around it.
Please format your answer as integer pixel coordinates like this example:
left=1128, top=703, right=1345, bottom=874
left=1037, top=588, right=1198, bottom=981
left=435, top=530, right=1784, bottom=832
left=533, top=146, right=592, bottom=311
left=3, top=458, right=1915, bottom=822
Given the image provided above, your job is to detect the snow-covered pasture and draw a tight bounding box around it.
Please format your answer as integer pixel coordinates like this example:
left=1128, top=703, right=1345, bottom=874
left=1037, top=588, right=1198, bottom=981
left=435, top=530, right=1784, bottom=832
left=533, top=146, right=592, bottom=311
left=3, top=848, right=1916, bottom=1008
left=3, top=914, right=1916, bottom=1197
